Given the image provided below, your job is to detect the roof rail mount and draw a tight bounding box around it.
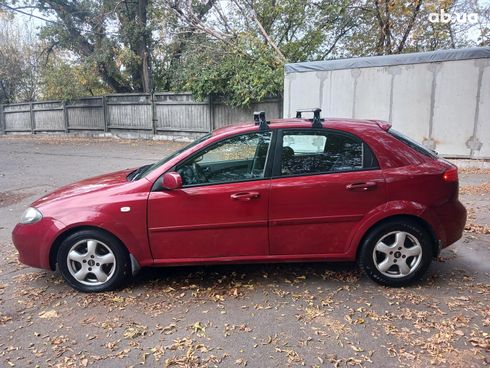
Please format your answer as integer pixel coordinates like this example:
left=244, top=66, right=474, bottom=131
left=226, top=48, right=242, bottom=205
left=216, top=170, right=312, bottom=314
left=296, top=108, right=324, bottom=128
left=254, top=111, right=269, bottom=130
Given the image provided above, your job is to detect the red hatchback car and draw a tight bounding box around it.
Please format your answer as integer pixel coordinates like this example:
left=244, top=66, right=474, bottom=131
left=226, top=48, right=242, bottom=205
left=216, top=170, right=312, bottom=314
left=12, top=111, right=466, bottom=292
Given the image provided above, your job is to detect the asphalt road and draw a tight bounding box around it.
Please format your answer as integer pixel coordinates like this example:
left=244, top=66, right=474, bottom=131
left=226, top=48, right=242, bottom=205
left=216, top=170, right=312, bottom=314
left=0, top=135, right=488, bottom=368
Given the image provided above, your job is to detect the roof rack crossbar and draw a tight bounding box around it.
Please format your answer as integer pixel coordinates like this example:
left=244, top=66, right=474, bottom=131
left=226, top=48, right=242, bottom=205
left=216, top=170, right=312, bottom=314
left=295, top=108, right=324, bottom=128
left=253, top=111, right=269, bottom=130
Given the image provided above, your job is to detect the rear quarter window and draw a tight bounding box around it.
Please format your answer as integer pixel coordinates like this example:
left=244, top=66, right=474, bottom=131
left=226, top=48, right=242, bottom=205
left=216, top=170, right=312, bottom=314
left=389, top=129, right=438, bottom=158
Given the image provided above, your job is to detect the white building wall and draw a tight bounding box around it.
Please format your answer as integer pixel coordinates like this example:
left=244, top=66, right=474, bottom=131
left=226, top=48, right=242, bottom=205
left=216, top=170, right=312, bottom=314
left=476, top=65, right=490, bottom=158
left=284, top=52, right=490, bottom=159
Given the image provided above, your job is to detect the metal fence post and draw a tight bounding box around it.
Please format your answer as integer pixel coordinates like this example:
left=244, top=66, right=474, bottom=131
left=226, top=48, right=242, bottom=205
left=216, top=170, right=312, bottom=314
left=29, top=102, right=35, bottom=134
left=208, top=95, right=214, bottom=132
left=63, top=101, right=69, bottom=133
left=278, top=97, right=284, bottom=118
left=151, top=93, right=157, bottom=134
left=0, top=104, right=5, bottom=134
left=102, top=96, right=109, bottom=132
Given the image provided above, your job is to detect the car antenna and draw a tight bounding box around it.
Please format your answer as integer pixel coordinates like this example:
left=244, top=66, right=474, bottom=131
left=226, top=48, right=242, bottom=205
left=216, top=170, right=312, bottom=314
left=254, top=111, right=269, bottom=130
left=295, top=108, right=324, bottom=128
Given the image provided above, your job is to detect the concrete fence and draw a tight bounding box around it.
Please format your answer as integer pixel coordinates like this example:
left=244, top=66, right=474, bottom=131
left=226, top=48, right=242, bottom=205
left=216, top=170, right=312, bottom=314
left=284, top=47, right=490, bottom=159
left=0, top=93, right=282, bottom=138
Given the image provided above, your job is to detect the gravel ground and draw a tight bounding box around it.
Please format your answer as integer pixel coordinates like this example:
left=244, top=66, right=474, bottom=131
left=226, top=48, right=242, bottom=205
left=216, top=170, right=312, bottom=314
left=0, top=135, right=488, bottom=368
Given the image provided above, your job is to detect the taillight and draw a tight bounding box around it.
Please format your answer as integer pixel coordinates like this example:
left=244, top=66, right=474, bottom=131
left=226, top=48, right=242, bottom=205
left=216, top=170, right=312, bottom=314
left=443, top=167, right=458, bottom=182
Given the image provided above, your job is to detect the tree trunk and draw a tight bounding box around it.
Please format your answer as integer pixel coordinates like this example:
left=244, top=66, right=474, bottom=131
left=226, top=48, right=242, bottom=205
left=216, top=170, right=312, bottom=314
left=97, top=64, right=132, bottom=93
left=138, top=0, right=151, bottom=93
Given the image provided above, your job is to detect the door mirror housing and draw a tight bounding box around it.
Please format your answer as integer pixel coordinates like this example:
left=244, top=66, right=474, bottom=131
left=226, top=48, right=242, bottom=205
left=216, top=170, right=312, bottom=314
left=162, top=172, right=182, bottom=190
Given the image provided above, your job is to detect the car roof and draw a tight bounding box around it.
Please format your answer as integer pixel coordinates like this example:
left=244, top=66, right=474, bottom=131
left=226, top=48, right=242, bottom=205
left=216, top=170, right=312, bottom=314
left=212, top=118, right=392, bottom=136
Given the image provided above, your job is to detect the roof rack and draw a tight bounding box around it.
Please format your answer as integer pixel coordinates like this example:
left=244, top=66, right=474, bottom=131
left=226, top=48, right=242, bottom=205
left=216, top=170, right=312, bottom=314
left=296, top=108, right=324, bottom=128
left=253, top=111, right=269, bottom=130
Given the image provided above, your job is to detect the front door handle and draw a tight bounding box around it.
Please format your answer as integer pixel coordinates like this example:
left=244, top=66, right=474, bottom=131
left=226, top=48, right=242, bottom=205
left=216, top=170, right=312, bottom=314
left=230, top=192, right=260, bottom=201
left=346, top=181, right=377, bottom=192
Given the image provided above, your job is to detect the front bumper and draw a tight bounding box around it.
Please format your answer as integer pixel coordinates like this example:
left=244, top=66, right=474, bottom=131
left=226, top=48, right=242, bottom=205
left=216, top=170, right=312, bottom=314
left=12, top=217, right=65, bottom=270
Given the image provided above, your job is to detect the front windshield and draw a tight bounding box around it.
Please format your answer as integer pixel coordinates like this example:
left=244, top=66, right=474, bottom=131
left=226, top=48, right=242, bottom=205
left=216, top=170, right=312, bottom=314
left=132, top=133, right=212, bottom=180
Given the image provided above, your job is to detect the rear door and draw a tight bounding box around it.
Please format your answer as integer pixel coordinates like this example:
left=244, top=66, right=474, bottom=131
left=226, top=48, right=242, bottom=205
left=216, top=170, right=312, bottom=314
left=269, top=129, right=386, bottom=256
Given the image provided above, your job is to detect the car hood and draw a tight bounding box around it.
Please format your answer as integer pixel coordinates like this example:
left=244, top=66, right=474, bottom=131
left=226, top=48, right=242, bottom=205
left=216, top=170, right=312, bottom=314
left=32, top=168, right=135, bottom=207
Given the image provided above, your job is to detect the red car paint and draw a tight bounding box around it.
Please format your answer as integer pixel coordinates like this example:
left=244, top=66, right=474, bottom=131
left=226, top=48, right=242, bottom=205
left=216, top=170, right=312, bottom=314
left=12, top=118, right=466, bottom=271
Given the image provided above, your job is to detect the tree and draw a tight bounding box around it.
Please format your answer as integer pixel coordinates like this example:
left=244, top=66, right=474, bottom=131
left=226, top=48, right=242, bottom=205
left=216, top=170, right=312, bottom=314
left=372, top=0, right=423, bottom=55
left=173, top=34, right=284, bottom=106
left=349, top=0, right=472, bottom=55
left=166, top=0, right=357, bottom=106
left=2, top=0, right=487, bottom=105
left=149, top=0, right=217, bottom=91
left=115, top=0, right=153, bottom=92
left=167, top=0, right=484, bottom=106
left=34, top=0, right=153, bottom=93
left=460, top=0, right=490, bottom=47
left=39, top=53, right=110, bottom=100
left=0, top=11, right=38, bottom=103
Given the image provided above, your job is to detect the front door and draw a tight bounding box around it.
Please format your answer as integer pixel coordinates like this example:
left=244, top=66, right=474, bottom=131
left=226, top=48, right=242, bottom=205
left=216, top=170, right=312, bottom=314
left=148, top=131, right=273, bottom=260
left=269, top=129, right=386, bottom=256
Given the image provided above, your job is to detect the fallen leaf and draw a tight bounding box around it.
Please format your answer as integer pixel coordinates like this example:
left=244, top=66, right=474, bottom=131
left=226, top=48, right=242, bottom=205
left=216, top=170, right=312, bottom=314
left=38, top=310, right=59, bottom=319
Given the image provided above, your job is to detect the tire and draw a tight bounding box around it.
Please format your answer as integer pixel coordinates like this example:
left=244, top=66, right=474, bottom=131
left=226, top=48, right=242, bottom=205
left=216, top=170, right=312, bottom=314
left=358, top=219, right=433, bottom=287
left=57, top=229, right=131, bottom=292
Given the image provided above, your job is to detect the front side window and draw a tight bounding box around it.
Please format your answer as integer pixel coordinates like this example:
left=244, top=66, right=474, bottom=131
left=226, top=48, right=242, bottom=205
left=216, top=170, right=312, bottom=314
left=177, top=132, right=272, bottom=186
left=135, top=133, right=211, bottom=180
left=280, top=130, right=378, bottom=176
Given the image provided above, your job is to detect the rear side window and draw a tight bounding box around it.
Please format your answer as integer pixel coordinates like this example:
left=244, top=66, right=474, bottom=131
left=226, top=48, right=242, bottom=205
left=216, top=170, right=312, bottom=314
left=283, top=134, right=327, bottom=154
left=389, top=129, right=437, bottom=158
left=279, top=130, right=378, bottom=176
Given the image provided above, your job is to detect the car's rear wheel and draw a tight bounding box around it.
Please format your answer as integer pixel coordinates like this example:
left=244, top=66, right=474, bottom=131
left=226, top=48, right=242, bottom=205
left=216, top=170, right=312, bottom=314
left=358, top=219, right=433, bottom=287
left=57, top=229, right=130, bottom=292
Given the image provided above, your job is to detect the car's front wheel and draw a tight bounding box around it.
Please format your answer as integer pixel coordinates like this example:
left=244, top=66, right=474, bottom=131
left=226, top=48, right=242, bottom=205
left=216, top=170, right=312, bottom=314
left=57, top=229, right=131, bottom=292
left=358, top=219, right=433, bottom=287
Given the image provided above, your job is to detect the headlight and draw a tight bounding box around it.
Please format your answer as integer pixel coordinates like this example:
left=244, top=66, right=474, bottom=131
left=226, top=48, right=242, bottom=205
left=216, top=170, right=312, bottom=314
left=20, top=207, right=43, bottom=224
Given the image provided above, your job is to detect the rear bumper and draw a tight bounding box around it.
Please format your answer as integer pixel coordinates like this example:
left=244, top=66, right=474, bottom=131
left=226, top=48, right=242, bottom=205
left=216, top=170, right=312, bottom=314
left=433, top=199, right=467, bottom=249
left=12, top=218, right=65, bottom=270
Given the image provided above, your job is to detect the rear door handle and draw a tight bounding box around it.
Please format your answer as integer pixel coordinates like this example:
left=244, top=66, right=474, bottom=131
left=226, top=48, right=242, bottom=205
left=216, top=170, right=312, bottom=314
left=346, top=181, right=377, bottom=191
left=230, top=192, right=260, bottom=201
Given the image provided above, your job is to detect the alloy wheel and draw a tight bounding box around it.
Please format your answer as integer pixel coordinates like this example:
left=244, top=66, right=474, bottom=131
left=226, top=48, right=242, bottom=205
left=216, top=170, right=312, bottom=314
left=66, top=239, right=116, bottom=286
left=372, top=231, right=422, bottom=278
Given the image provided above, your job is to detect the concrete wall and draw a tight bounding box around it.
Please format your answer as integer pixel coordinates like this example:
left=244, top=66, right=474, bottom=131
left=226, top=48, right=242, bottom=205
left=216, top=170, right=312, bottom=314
left=284, top=56, right=490, bottom=159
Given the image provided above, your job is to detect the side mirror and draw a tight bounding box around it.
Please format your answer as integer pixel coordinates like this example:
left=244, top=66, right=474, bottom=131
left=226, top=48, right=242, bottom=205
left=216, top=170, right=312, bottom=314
left=162, top=172, right=182, bottom=190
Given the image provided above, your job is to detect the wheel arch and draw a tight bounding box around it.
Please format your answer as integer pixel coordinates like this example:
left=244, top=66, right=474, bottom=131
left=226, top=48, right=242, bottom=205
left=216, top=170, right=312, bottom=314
left=49, top=225, right=129, bottom=271
left=355, top=214, right=439, bottom=261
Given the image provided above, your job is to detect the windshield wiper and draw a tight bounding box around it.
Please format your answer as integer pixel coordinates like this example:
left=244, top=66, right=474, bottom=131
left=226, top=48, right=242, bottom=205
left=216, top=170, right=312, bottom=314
left=127, top=164, right=152, bottom=181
